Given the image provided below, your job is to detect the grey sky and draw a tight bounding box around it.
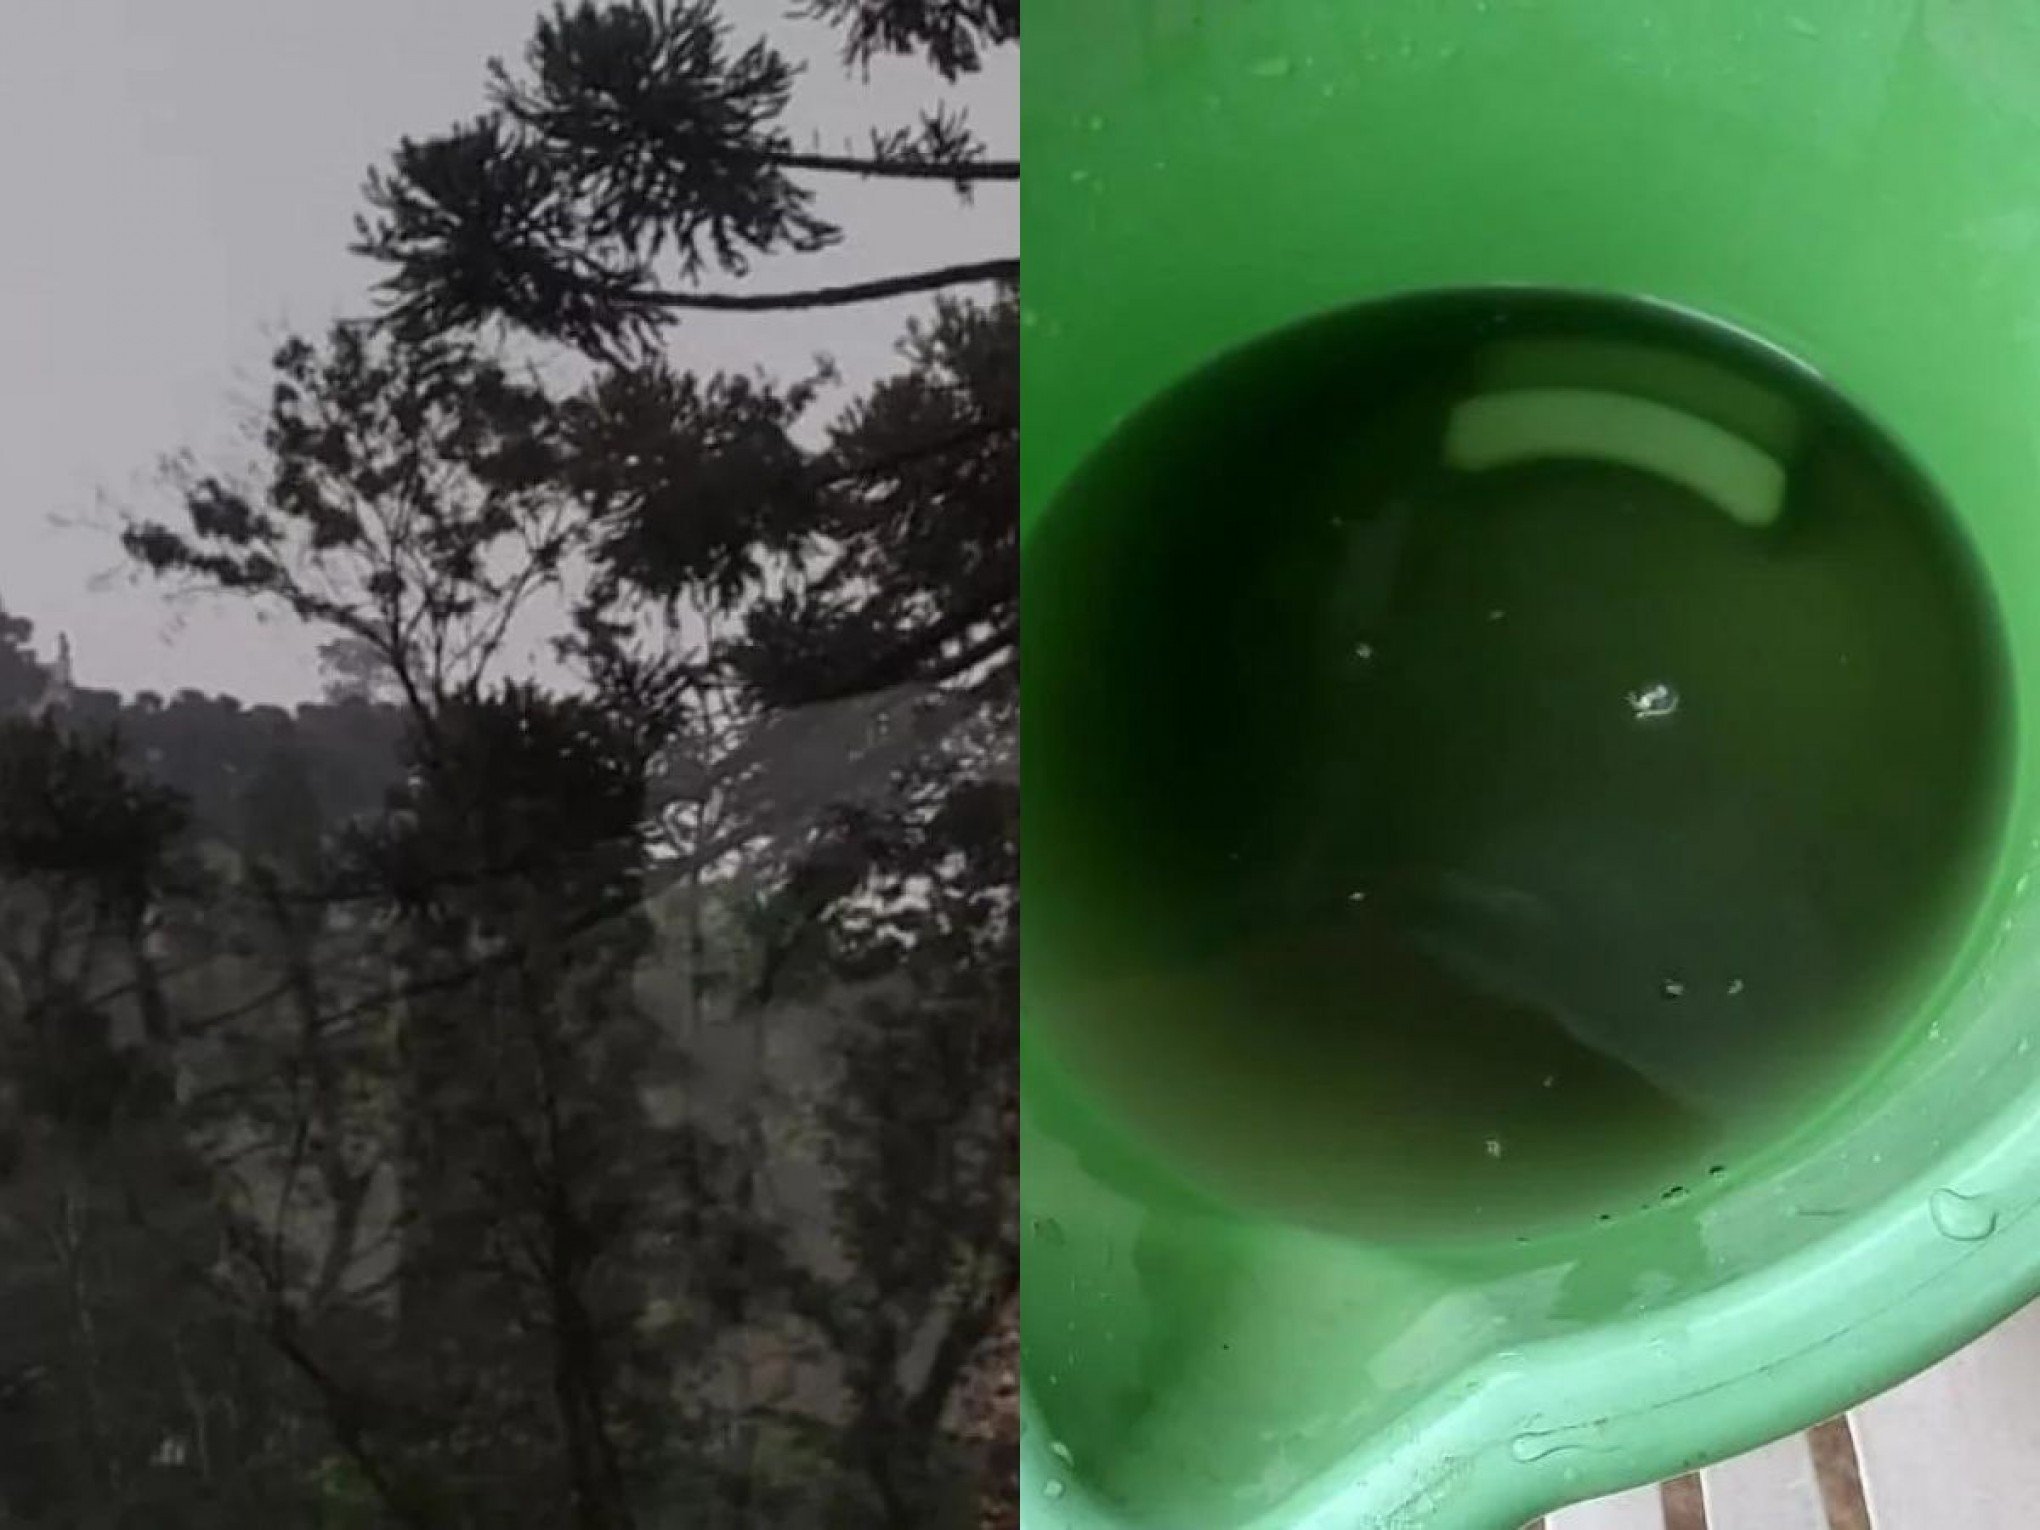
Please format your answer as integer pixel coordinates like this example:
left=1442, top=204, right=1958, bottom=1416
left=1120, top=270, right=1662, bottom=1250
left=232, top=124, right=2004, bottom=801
left=0, top=0, right=1014, bottom=703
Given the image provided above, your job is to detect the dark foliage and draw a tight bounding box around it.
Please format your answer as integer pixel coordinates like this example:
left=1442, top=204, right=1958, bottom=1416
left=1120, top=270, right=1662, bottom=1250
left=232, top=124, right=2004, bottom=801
left=0, top=1, right=1027, bottom=1524
left=796, top=0, right=1018, bottom=80
left=126, top=325, right=577, bottom=721
left=0, top=721, right=185, bottom=916
left=733, top=292, right=1016, bottom=709
left=356, top=0, right=1015, bottom=355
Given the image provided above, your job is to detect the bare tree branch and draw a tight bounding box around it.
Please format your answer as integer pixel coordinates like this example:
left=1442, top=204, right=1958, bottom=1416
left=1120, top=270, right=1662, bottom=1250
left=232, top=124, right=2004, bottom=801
left=620, top=257, right=1016, bottom=314
left=767, top=151, right=1016, bottom=181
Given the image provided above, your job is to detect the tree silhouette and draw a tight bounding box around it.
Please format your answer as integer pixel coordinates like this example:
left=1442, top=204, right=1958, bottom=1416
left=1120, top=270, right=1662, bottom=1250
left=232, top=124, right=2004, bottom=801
left=0, top=604, right=51, bottom=714
left=353, top=4, right=1018, bottom=1517
left=74, top=1, right=1016, bottom=1523
left=356, top=0, right=1016, bottom=356
left=129, top=327, right=573, bottom=728
left=119, top=299, right=1015, bottom=1530
left=0, top=712, right=336, bottom=1528
left=795, top=0, right=1017, bottom=79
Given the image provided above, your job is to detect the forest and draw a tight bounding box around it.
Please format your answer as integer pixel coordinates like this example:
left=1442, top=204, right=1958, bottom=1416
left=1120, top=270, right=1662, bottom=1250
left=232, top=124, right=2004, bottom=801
left=0, top=1, right=1015, bottom=1525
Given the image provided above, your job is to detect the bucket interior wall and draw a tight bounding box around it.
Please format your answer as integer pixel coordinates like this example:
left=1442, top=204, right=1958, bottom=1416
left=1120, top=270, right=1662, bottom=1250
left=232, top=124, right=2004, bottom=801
left=1023, top=3, right=2040, bottom=1526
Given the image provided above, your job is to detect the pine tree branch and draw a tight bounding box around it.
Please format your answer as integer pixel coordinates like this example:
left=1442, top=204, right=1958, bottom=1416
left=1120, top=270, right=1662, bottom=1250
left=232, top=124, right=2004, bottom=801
left=810, top=414, right=1014, bottom=490
left=621, top=257, right=1016, bottom=314
left=798, top=607, right=1015, bottom=705
left=768, top=151, right=1018, bottom=181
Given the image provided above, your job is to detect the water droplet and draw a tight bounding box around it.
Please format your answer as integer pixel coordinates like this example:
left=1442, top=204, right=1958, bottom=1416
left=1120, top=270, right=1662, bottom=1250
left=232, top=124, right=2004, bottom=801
left=1788, top=15, right=1820, bottom=36
left=1726, top=977, right=1745, bottom=996
left=1085, top=114, right=1105, bottom=132
left=1354, top=641, right=1375, bottom=661
left=2019, top=872, right=2033, bottom=896
left=1627, top=681, right=1680, bottom=721
left=1044, top=1478, right=1067, bottom=1500
left=1487, top=607, right=1507, bottom=622
left=1485, top=1136, right=1505, bottom=1158
left=1069, top=168, right=1091, bottom=185
left=1541, top=1073, right=1556, bottom=1088
left=2020, top=1037, right=2033, bottom=1056
left=1251, top=55, right=1294, bottom=78
left=1347, top=889, right=1368, bottom=903
left=1930, top=1187, right=1997, bottom=1242
left=1051, top=1440, right=1075, bottom=1466
left=1033, top=1216, right=1066, bottom=1246
left=1660, top=977, right=1686, bottom=999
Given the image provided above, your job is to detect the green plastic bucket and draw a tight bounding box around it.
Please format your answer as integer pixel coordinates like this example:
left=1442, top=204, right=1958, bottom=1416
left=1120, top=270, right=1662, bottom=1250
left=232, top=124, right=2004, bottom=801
left=1022, top=2, right=2040, bottom=1525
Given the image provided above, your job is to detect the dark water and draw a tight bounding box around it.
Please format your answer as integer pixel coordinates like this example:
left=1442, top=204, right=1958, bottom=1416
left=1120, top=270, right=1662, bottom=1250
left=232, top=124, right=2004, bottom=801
left=1025, top=290, right=2011, bottom=1240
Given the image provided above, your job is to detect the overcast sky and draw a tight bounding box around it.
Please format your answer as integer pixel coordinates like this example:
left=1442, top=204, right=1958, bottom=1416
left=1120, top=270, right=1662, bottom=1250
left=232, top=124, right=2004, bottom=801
left=0, top=0, right=1014, bottom=703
